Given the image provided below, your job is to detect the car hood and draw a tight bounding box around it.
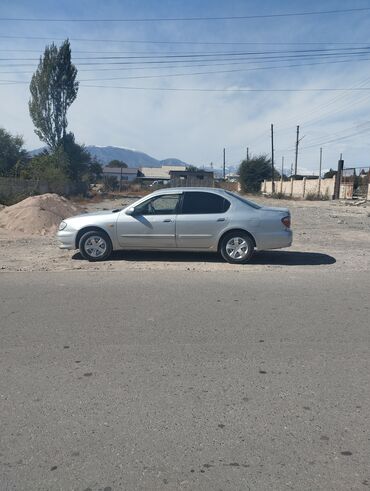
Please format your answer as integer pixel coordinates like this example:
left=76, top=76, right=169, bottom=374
left=66, top=209, right=122, bottom=220
left=260, top=206, right=290, bottom=214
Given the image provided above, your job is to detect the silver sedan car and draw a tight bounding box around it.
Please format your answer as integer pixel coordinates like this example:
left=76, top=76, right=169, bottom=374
left=57, top=188, right=292, bottom=264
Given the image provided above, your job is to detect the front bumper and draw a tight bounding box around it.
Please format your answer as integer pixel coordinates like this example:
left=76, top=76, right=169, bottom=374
left=56, top=230, right=77, bottom=250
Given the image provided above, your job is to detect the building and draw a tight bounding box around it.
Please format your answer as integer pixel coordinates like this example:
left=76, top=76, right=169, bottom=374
left=102, top=167, right=140, bottom=182
left=138, top=165, right=187, bottom=184
left=170, top=170, right=214, bottom=188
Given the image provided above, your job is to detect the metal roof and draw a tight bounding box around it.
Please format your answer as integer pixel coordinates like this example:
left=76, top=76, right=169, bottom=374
left=103, top=167, right=139, bottom=174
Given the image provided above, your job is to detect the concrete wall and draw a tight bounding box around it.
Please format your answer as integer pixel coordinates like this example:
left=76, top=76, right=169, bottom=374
left=262, top=177, right=336, bottom=198
left=339, top=183, right=354, bottom=199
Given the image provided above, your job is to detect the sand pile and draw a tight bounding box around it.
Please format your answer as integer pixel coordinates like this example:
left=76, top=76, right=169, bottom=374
left=0, top=193, right=83, bottom=236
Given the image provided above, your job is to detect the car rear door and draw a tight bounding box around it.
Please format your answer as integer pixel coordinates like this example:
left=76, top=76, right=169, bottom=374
left=117, top=193, right=181, bottom=249
left=176, top=191, right=231, bottom=249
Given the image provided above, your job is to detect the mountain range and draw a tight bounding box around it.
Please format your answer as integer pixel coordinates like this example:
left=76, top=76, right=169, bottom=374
left=29, top=145, right=189, bottom=168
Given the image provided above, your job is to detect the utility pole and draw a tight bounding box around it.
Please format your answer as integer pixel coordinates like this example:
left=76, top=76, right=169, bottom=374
left=281, top=156, right=284, bottom=177
left=318, top=147, right=323, bottom=196
left=294, top=125, right=299, bottom=176
left=246, top=147, right=249, bottom=162
left=271, top=123, right=275, bottom=193
left=223, top=147, right=226, bottom=180
left=333, top=155, right=344, bottom=199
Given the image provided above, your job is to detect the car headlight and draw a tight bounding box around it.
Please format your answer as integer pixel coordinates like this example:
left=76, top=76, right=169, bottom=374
left=59, top=221, right=67, bottom=231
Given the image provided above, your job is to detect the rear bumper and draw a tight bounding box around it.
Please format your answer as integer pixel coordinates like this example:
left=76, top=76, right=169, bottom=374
left=56, top=230, right=77, bottom=250
left=256, top=230, right=293, bottom=250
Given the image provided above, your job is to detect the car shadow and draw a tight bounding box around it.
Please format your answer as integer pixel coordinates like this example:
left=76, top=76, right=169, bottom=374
left=72, top=250, right=336, bottom=266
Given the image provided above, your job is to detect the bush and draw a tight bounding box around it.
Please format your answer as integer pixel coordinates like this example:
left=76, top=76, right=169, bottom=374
left=305, top=192, right=319, bottom=200
left=272, top=192, right=290, bottom=199
left=21, top=148, right=69, bottom=183
left=305, top=190, right=330, bottom=201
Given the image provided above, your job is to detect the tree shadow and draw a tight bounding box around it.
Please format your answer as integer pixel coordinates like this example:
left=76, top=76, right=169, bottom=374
left=72, top=250, right=336, bottom=266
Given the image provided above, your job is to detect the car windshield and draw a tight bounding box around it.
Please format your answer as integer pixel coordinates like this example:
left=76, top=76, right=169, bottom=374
left=225, top=191, right=261, bottom=209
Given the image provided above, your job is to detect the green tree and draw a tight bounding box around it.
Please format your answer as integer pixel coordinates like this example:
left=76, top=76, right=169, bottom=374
left=0, top=127, right=28, bottom=176
left=106, top=159, right=128, bottom=168
left=29, top=40, right=78, bottom=150
left=239, top=154, right=280, bottom=193
left=60, top=132, right=91, bottom=181
left=88, top=158, right=103, bottom=181
left=323, top=168, right=337, bottom=179
left=21, top=148, right=69, bottom=182
left=186, top=165, right=201, bottom=172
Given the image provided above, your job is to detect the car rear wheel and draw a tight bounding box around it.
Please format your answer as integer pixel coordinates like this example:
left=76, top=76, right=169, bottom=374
left=220, top=232, right=254, bottom=264
left=79, top=230, right=112, bottom=262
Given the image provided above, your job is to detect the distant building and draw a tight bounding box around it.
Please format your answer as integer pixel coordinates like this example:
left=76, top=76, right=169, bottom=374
left=170, top=170, right=214, bottom=188
left=139, top=165, right=187, bottom=183
left=102, top=167, right=140, bottom=182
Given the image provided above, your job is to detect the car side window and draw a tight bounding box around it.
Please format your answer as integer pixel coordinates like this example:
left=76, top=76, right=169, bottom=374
left=181, top=192, right=230, bottom=214
left=134, top=194, right=181, bottom=215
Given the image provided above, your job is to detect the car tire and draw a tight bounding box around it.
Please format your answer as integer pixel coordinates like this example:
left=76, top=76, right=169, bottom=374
left=220, top=232, right=254, bottom=264
left=79, top=230, right=113, bottom=262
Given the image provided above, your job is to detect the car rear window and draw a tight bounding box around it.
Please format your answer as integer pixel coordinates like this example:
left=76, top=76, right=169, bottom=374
left=181, top=192, right=230, bottom=214
left=225, top=191, right=261, bottom=209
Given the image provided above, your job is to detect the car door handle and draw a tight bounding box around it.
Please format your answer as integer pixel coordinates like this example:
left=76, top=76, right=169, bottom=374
left=163, top=218, right=174, bottom=223
left=217, top=218, right=225, bottom=222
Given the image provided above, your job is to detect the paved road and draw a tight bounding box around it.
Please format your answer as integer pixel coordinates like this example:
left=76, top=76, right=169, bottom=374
left=1, top=270, right=369, bottom=491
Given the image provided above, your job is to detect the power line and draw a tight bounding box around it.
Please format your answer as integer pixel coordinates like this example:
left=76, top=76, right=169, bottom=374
left=295, top=121, right=370, bottom=148
left=80, top=85, right=370, bottom=93
left=256, top=76, right=370, bottom=141
left=3, top=45, right=370, bottom=61
left=76, top=59, right=370, bottom=81
left=300, top=126, right=370, bottom=149
left=3, top=81, right=370, bottom=92
left=1, top=7, right=369, bottom=22
left=1, top=34, right=370, bottom=46
left=276, top=121, right=370, bottom=154
left=3, top=56, right=370, bottom=78
left=3, top=50, right=370, bottom=68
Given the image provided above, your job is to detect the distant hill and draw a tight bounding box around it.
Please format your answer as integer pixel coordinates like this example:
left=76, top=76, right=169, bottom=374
left=29, top=145, right=189, bottom=168
left=159, top=158, right=188, bottom=167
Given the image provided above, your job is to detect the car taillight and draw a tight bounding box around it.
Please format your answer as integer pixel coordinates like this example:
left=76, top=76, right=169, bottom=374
left=281, top=216, right=291, bottom=228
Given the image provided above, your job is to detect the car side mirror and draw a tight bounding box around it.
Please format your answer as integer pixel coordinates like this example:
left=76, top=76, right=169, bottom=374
left=126, top=207, right=136, bottom=216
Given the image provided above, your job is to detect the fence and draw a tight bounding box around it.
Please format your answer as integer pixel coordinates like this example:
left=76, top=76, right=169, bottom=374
left=261, top=177, right=336, bottom=199
left=0, top=177, right=88, bottom=203
left=341, top=167, right=370, bottom=200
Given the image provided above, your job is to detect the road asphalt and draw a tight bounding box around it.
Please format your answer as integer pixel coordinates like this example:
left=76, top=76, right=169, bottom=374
left=1, top=269, right=369, bottom=490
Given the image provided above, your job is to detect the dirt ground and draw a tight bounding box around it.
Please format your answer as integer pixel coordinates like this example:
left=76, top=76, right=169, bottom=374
left=0, top=195, right=369, bottom=273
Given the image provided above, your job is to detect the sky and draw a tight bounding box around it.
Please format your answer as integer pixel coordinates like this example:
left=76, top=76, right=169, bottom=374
left=1, top=0, right=370, bottom=173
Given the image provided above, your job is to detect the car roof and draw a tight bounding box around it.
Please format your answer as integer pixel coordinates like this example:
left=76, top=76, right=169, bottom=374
left=150, top=187, right=230, bottom=196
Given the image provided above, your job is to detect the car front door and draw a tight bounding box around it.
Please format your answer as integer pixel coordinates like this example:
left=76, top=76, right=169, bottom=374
left=117, top=193, right=181, bottom=249
left=176, top=191, right=231, bottom=249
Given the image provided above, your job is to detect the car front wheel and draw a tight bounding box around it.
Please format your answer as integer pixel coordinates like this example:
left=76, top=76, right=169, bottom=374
left=220, top=232, right=254, bottom=264
left=79, top=230, right=112, bottom=262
